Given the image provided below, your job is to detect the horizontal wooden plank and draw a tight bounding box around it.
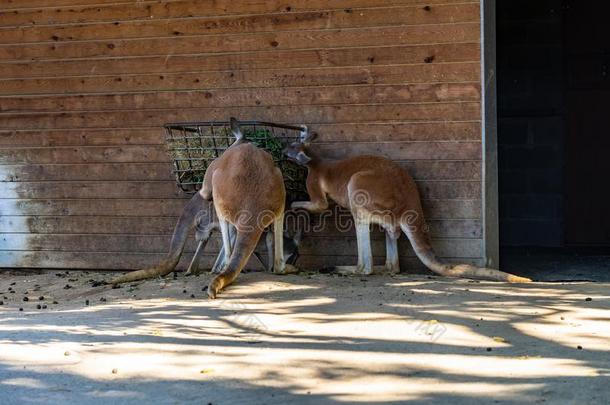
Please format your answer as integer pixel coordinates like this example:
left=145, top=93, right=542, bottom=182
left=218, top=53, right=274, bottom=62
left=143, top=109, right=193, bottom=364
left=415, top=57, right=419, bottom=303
left=0, top=215, right=482, bottom=238
left=0, top=122, right=482, bottom=148
left=0, top=63, right=481, bottom=95
left=0, top=24, right=480, bottom=62
left=0, top=198, right=187, bottom=217
left=0, top=0, right=134, bottom=10
left=0, top=141, right=481, bottom=164
left=0, top=250, right=194, bottom=270
left=0, top=103, right=482, bottom=129
left=0, top=145, right=169, bottom=164
left=0, top=83, right=481, bottom=113
left=0, top=128, right=161, bottom=147
left=296, top=255, right=483, bottom=271
left=0, top=4, right=480, bottom=44
left=0, top=0, right=476, bottom=27
left=2, top=163, right=174, bottom=181
left=0, top=233, right=482, bottom=259
left=0, top=198, right=481, bottom=219
left=0, top=160, right=481, bottom=182
left=316, top=122, right=482, bottom=142
left=0, top=250, right=483, bottom=271
left=0, top=43, right=480, bottom=79
left=0, top=180, right=481, bottom=199
left=320, top=141, right=482, bottom=161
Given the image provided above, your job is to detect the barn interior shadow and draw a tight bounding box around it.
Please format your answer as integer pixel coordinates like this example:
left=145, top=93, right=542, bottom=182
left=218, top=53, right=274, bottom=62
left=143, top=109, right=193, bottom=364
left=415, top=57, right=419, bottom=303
left=0, top=273, right=609, bottom=404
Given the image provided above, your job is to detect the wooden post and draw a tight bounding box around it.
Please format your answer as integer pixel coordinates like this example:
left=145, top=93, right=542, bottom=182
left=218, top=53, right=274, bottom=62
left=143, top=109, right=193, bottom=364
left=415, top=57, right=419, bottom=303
left=481, top=0, right=500, bottom=268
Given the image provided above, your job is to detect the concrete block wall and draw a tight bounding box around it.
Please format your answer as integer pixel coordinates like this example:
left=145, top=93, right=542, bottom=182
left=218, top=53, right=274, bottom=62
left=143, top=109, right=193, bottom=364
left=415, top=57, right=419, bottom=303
left=497, top=0, right=565, bottom=247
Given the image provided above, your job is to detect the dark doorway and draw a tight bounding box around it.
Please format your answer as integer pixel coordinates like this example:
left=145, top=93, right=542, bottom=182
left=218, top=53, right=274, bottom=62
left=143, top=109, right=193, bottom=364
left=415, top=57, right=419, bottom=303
left=497, top=0, right=610, bottom=280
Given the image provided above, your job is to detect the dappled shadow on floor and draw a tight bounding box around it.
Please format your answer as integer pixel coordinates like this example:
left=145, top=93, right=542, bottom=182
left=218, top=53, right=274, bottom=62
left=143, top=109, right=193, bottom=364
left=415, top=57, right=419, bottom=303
left=0, top=271, right=609, bottom=404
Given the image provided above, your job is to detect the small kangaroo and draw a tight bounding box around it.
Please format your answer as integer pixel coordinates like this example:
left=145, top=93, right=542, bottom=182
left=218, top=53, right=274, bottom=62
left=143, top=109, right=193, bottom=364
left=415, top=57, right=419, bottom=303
left=200, top=121, right=298, bottom=299
left=284, top=130, right=531, bottom=283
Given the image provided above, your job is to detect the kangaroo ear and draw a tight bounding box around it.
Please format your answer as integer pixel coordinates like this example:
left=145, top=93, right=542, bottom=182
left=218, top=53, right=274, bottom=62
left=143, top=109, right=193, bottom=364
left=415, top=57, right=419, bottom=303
left=230, top=117, right=243, bottom=142
left=293, top=229, right=303, bottom=245
left=299, top=126, right=318, bottom=145
left=295, top=151, right=311, bottom=165
left=299, top=126, right=309, bottom=143
left=307, top=131, right=318, bottom=143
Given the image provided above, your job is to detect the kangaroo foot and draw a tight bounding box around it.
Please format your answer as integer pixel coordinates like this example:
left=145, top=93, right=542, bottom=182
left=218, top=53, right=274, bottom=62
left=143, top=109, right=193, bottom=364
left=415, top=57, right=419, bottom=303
left=334, top=265, right=373, bottom=275
left=385, top=262, right=401, bottom=275
left=274, top=264, right=299, bottom=275
left=207, top=279, right=221, bottom=299
left=333, top=265, right=387, bottom=275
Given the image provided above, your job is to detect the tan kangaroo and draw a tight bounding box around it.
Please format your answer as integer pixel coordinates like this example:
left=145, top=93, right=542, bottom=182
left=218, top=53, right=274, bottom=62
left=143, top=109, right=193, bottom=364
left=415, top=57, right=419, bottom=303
left=111, top=118, right=300, bottom=286
left=201, top=122, right=298, bottom=299
left=284, top=130, right=531, bottom=283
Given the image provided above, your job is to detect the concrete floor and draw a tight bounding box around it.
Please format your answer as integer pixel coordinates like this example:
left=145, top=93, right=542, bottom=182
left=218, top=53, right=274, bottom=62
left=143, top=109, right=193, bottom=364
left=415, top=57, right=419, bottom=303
left=0, top=270, right=609, bottom=404
left=503, top=250, right=610, bottom=282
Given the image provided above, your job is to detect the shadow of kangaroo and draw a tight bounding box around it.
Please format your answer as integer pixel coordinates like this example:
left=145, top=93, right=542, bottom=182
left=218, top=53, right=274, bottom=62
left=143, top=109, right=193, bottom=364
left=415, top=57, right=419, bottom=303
left=283, top=129, right=531, bottom=283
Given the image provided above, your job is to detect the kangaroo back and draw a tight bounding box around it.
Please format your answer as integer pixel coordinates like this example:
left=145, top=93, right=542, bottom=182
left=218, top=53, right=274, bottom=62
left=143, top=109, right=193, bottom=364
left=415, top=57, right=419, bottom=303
left=207, top=142, right=286, bottom=298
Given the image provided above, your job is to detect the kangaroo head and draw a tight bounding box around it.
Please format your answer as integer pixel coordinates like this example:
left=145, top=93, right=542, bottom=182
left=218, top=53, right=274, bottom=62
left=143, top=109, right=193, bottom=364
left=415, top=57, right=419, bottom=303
left=284, top=125, right=318, bottom=166
left=283, top=228, right=303, bottom=265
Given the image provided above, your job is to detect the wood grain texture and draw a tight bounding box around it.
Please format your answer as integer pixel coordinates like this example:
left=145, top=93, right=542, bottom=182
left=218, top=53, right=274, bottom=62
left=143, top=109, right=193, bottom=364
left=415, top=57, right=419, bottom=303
left=0, top=142, right=481, bottom=164
left=0, top=122, right=482, bottom=147
left=0, top=1, right=476, bottom=27
left=0, top=251, right=483, bottom=271
left=0, top=24, right=480, bottom=62
left=0, top=180, right=481, bottom=200
left=0, top=199, right=481, bottom=219
left=0, top=0, right=483, bottom=270
left=0, top=161, right=481, bottom=181
left=0, top=44, right=480, bottom=79
left=0, top=103, right=482, bottom=128
left=0, top=215, right=482, bottom=239
left=0, top=84, right=481, bottom=112
left=0, top=4, right=481, bottom=44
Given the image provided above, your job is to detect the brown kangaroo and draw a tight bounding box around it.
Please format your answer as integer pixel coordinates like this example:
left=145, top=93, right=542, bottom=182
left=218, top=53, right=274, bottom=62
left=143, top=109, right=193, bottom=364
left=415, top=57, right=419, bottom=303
left=284, top=130, right=531, bottom=283
left=111, top=118, right=301, bottom=286
left=201, top=139, right=298, bottom=299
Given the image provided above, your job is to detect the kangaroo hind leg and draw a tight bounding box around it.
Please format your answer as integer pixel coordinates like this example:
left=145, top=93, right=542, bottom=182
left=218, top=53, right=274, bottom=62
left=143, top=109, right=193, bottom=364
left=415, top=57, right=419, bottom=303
left=334, top=216, right=374, bottom=275
left=272, top=211, right=299, bottom=275
left=385, top=228, right=400, bottom=274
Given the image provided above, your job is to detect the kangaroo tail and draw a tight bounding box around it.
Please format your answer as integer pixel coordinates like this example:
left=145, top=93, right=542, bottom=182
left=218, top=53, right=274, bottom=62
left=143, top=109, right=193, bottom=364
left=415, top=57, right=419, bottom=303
left=111, top=193, right=211, bottom=285
left=400, top=218, right=531, bottom=283
left=208, top=229, right=262, bottom=298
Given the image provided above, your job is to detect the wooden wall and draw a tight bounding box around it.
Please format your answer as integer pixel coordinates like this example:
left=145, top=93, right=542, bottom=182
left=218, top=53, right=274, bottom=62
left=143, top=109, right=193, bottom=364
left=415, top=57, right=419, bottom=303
left=0, top=0, right=483, bottom=271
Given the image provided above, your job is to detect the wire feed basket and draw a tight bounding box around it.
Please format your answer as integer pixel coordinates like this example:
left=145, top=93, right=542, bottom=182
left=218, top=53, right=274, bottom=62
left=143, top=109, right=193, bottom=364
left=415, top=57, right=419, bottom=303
left=164, top=120, right=309, bottom=203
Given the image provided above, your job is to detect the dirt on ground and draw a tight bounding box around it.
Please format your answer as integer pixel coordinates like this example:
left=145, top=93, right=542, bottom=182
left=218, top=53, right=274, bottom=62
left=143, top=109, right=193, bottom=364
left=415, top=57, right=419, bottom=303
left=0, top=269, right=609, bottom=404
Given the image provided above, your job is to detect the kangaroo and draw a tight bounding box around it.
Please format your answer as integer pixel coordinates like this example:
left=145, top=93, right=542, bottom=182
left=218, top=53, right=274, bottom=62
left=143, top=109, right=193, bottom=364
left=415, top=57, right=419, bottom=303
left=111, top=118, right=301, bottom=286
left=200, top=124, right=298, bottom=299
left=201, top=143, right=298, bottom=298
left=283, top=130, right=531, bottom=283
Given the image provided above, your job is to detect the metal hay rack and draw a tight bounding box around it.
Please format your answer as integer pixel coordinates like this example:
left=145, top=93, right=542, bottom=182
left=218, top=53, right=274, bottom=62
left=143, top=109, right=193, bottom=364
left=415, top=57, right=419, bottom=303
left=164, top=119, right=309, bottom=203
